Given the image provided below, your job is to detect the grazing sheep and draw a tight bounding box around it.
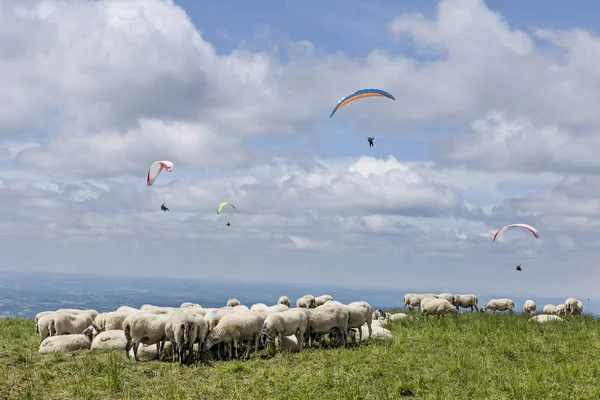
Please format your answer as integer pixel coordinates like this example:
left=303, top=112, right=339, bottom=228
left=403, top=293, right=416, bottom=309
left=349, top=326, right=392, bottom=342
left=116, top=306, right=141, bottom=313
left=180, top=302, right=201, bottom=308
left=542, top=304, right=556, bottom=314
left=39, top=324, right=99, bottom=354
left=165, top=311, right=198, bottom=365
left=482, top=299, right=515, bottom=313
left=261, top=304, right=290, bottom=314
left=56, top=308, right=99, bottom=321
left=205, top=307, right=234, bottom=330
left=319, top=300, right=344, bottom=307
left=277, top=296, right=291, bottom=307
left=565, top=297, right=583, bottom=316
left=452, top=294, right=479, bottom=312
left=315, top=295, right=334, bottom=307
left=49, top=313, right=94, bottom=336
left=554, top=304, right=567, bottom=315
left=227, top=298, right=241, bottom=307
left=140, top=305, right=174, bottom=315
left=523, top=300, right=536, bottom=314
left=91, top=330, right=128, bottom=350
left=421, top=298, right=459, bottom=318
left=205, top=312, right=266, bottom=360
left=305, top=303, right=350, bottom=347
left=407, top=294, right=439, bottom=310
left=530, top=314, right=567, bottom=323
left=192, top=315, right=209, bottom=354
left=37, top=312, right=57, bottom=341
left=346, top=301, right=372, bottom=342
left=372, top=309, right=387, bottom=320
left=263, top=309, right=308, bottom=351
left=94, top=311, right=133, bottom=331
left=123, top=313, right=168, bottom=362
left=232, top=305, right=250, bottom=313
left=128, top=341, right=174, bottom=361
left=296, top=295, right=317, bottom=308
left=250, top=303, right=268, bottom=312
left=34, top=311, right=53, bottom=333
left=437, top=293, right=455, bottom=304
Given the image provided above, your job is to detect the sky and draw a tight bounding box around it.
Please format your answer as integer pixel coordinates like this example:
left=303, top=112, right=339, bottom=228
left=3, top=0, right=600, bottom=298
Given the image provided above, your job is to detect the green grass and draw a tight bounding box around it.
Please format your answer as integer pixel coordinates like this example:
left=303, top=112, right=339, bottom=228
left=2, top=311, right=600, bottom=399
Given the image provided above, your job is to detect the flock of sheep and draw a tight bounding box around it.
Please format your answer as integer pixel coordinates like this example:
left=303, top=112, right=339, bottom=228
left=32, top=292, right=585, bottom=365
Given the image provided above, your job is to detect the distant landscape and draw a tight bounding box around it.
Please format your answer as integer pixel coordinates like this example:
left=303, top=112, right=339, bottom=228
left=1, top=270, right=596, bottom=318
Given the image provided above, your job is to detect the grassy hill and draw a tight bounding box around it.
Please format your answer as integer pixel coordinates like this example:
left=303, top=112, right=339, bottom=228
left=2, top=311, right=600, bottom=399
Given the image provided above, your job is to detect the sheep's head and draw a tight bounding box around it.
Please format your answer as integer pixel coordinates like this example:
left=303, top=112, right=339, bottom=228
left=82, top=324, right=100, bottom=340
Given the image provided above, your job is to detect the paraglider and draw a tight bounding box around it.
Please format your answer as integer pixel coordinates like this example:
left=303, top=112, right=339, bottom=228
left=147, top=160, right=174, bottom=186
left=217, top=202, right=236, bottom=227
left=367, top=137, right=374, bottom=148
left=161, top=203, right=169, bottom=212
left=329, top=88, right=395, bottom=118
left=492, top=224, right=539, bottom=242
left=226, top=222, right=230, bottom=227
left=515, top=264, right=522, bottom=272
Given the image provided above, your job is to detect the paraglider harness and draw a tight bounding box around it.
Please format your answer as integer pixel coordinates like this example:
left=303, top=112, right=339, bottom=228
left=161, top=203, right=169, bottom=212
left=367, top=137, right=374, bottom=148
left=515, top=264, right=522, bottom=271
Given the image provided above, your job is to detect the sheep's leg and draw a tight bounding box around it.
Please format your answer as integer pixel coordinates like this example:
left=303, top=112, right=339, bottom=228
left=125, top=339, right=133, bottom=359
left=133, top=342, right=140, bottom=362
left=474, top=305, right=479, bottom=312
left=244, top=337, right=252, bottom=359
left=233, top=340, right=238, bottom=359
left=178, top=342, right=184, bottom=365
left=367, top=321, right=372, bottom=340
left=358, top=326, right=363, bottom=342
left=342, top=329, right=347, bottom=347
left=254, top=334, right=260, bottom=356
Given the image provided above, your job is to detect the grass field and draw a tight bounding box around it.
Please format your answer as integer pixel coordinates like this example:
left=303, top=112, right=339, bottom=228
left=2, top=311, right=600, bottom=399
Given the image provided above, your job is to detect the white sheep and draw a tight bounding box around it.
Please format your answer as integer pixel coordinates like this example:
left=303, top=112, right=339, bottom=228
left=542, top=304, right=556, bottom=314
left=421, top=298, right=459, bottom=318
left=227, top=298, right=241, bottom=307
left=128, top=341, right=174, bottom=361
left=165, top=311, right=198, bottom=365
left=94, top=311, right=133, bottom=331
left=406, top=294, right=439, bottom=310
left=346, top=301, right=372, bottom=342
left=277, top=296, right=291, bottom=307
left=34, top=311, right=53, bottom=333
left=123, top=313, right=169, bottom=362
left=403, top=293, right=416, bottom=309
left=263, top=309, right=308, bottom=351
left=204, top=307, right=234, bottom=330
left=482, top=298, right=515, bottom=313
left=250, top=303, right=268, bottom=312
left=205, top=312, right=266, bottom=360
left=260, top=304, right=290, bottom=314
left=56, top=308, right=99, bottom=321
left=180, top=302, right=201, bottom=308
left=452, top=294, right=479, bottom=312
left=372, top=309, right=387, bottom=320
left=296, top=294, right=317, bottom=308
left=232, top=305, right=250, bottom=313
left=523, top=300, right=536, bottom=314
left=116, top=306, right=141, bottom=313
left=530, top=314, right=567, bottom=323
left=91, top=330, right=128, bottom=350
left=49, top=313, right=95, bottom=336
left=565, top=297, right=583, bottom=316
left=304, top=303, right=350, bottom=347
left=554, top=304, right=567, bottom=315
left=315, top=295, right=334, bottom=306
left=349, top=325, right=392, bottom=342
left=437, top=293, right=455, bottom=304
left=140, top=305, right=174, bottom=315
left=371, top=317, right=387, bottom=328
left=319, top=300, right=344, bottom=307
left=39, top=324, right=99, bottom=354
left=388, top=313, right=416, bottom=321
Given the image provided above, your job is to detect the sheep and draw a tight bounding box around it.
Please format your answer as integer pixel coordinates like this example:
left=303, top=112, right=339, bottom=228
left=39, top=324, right=99, bottom=354
left=129, top=341, right=174, bottom=361
left=346, top=301, right=372, bottom=342
left=421, top=298, right=459, bottom=319
left=94, top=311, right=133, bottom=331
left=37, top=312, right=56, bottom=341
left=205, top=312, right=266, bottom=360
left=250, top=303, right=268, bottom=312
left=349, top=326, right=392, bottom=342
left=388, top=313, right=415, bottom=321
left=315, top=295, right=334, bottom=306
left=123, top=313, right=169, bottom=362
left=482, top=298, right=515, bottom=313
left=523, top=300, right=536, bottom=314
left=34, top=311, right=53, bottom=333
left=205, top=307, right=234, bottom=330
left=530, top=314, right=567, bottom=323
left=140, top=305, right=174, bottom=315
left=232, top=305, right=250, bottom=313
left=49, top=313, right=95, bottom=336
left=437, top=293, right=455, bottom=304
left=372, top=309, right=387, bottom=320
left=117, top=306, right=141, bottom=313
left=319, top=300, right=344, bottom=307
left=452, top=294, right=479, bottom=312
left=406, top=294, right=439, bottom=310
left=304, top=303, right=350, bottom=348
left=542, top=304, right=556, bottom=314
left=371, top=317, right=387, bottom=328
left=192, top=314, right=209, bottom=355
left=165, top=311, right=198, bottom=365
left=227, top=298, right=241, bottom=307
left=180, top=302, right=201, bottom=308
left=554, top=304, right=567, bottom=315
left=262, top=309, right=308, bottom=351
left=565, top=297, right=583, bottom=316
left=56, top=308, right=99, bottom=321
left=296, top=294, right=317, bottom=308
left=277, top=296, right=291, bottom=307
left=260, top=304, right=290, bottom=314
left=91, top=330, right=128, bottom=350
left=403, top=293, right=416, bottom=309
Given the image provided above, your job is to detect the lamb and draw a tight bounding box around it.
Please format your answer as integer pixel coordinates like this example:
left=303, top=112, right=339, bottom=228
left=452, top=294, right=479, bottom=312
left=227, top=298, right=241, bottom=307
left=91, top=330, right=128, bottom=350
left=482, top=298, right=515, bottom=313
left=372, top=309, right=387, bottom=320
left=296, top=294, right=317, bottom=308
left=304, top=303, right=350, bottom=347
left=56, top=308, right=99, bottom=321
left=165, top=311, right=198, bottom=365
left=123, top=313, right=169, bottom=362
left=94, top=311, right=133, bottom=331
left=565, top=297, right=583, bottom=316
left=315, top=295, right=334, bottom=306
left=262, top=309, right=308, bottom=351
left=421, top=298, right=459, bottom=318
left=180, top=302, right=201, bottom=308
left=205, top=312, right=266, bottom=360
left=49, top=313, right=95, bottom=336
left=346, top=301, right=372, bottom=342
left=277, top=296, right=291, bottom=307
left=542, top=304, right=556, bottom=314
left=530, top=314, right=567, bottom=323
left=437, top=293, right=455, bottom=304
left=250, top=303, right=268, bottom=312
left=39, top=324, right=99, bottom=354
left=523, top=300, right=536, bottom=314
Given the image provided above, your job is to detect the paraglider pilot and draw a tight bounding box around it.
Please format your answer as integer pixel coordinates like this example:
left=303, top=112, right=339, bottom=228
left=226, top=222, right=231, bottom=227
left=161, top=203, right=169, bottom=212
left=515, top=263, right=522, bottom=271
left=367, top=137, right=374, bottom=148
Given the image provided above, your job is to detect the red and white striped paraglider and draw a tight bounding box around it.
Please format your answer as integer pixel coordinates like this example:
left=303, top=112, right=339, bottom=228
left=492, top=223, right=539, bottom=272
